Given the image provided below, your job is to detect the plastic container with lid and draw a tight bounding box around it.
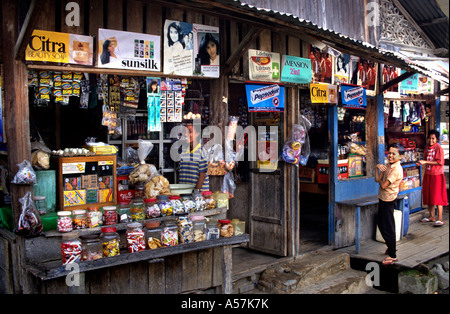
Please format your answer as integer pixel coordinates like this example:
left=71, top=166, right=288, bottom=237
left=103, top=206, right=118, bottom=225
left=81, top=234, right=102, bottom=261
left=145, top=220, right=162, bottom=249
left=231, top=219, right=245, bottom=236
left=213, top=192, right=229, bottom=209
left=180, top=194, right=195, bottom=213
left=72, top=209, right=87, bottom=229
left=161, top=220, right=178, bottom=246
left=130, top=194, right=145, bottom=221
left=100, top=227, right=120, bottom=257
left=169, top=195, right=184, bottom=215
left=202, top=191, right=216, bottom=210
left=144, top=198, right=160, bottom=218
left=205, top=220, right=220, bottom=240
left=191, top=215, right=206, bottom=242
left=33, top=196, right=47, bottom=215
left=192, top=189, right=206, bottom=211
left=157, top=195, right=173, bottom=217
left=118, top=201, right=131, bottom=223
left=176, top=215, right=193, bottom=243
left=61, top=232, right=82, bottom=265
left=218, top=219, right=234, bottom=237
left=57, top=211, right=73, bottom=232
left=86, top=206, right=102, bottom=228
left=126, top=222, right=146, bottom=253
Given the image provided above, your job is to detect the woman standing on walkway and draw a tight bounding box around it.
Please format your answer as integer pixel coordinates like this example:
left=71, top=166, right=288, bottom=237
left=417, top=129, right=448, bottom=227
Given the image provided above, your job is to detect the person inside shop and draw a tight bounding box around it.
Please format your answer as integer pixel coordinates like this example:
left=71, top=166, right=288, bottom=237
left=417, top=130, right=448, bottom=227
left=375, top=143, right=405, bottom=265
left=178, top=121, right=210, bottom=192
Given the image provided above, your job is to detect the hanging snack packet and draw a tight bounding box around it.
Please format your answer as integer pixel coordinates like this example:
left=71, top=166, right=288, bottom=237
left=14, top=191, right=43, bottom=237
left=11, top=160, right=37, bottom=185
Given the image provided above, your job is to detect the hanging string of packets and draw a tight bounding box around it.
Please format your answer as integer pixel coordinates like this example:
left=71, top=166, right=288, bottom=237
left=28, top=70, right=87, bottom=107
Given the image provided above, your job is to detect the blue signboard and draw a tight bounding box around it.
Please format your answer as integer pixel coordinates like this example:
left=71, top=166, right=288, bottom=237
left=245, top=82, right=285, bottom=112
left=340, top=84, right=367, bottom=109
left=400, top=70, right=419, bottom=92
left=281, top=55, right=312, bottom=84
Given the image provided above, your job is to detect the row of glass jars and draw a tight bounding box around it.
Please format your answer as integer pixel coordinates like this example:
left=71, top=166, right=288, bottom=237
left=60, top=217, right=236, bottom=264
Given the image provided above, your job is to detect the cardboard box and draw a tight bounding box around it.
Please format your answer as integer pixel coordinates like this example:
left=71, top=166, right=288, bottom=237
left=299, top=167, right=315, bottom=183
left=348, top=154, right=363, bottom=177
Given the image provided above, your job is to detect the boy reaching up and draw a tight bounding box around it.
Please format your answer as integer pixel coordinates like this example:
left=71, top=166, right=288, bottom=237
left=375, top=143, right=405, bottom=265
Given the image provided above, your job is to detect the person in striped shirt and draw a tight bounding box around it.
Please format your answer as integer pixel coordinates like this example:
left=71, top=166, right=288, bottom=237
left=179, top=123, right=210, bottom=191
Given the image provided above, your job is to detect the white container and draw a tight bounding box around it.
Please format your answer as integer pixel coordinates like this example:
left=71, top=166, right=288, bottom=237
left=376, top=210, right=402, bottom=243
left=169, top=184, right=195, bottom=195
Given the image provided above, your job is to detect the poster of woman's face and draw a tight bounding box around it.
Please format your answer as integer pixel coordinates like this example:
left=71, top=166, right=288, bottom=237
left=334, top=53, right=350, bottom=84
left=309, top=45, right=333, bottom=83
left=164, top=20, right=194, bottom=76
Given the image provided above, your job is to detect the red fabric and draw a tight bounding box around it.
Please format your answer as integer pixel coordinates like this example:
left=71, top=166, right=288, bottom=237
left=422, top=173, right=448, bottom=206
left=424, top=143, right=445, bottom=175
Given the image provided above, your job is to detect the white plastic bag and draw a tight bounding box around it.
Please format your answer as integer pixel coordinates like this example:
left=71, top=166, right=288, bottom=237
left=11, top=160, right=37, bottom=184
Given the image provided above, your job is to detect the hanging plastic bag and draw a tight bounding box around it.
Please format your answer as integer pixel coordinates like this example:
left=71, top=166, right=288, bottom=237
left=14, top=192, right=43, bottom=237
left=11, top=160, right=37, bottom=184
left=207, top=144, right=226, bottom=176
left=221, top=171, right=236, bottom=199
left=128, top=139, right=158, bottom=184
left=281, top=115, right=311, bottom=166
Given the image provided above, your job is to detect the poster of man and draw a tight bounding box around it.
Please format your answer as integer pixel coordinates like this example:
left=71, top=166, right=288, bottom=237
left=381, top=64, right=400, bottom=93
left=356, top=58, right=377, bottom=92
left=309, top=45, right=332, bottom=83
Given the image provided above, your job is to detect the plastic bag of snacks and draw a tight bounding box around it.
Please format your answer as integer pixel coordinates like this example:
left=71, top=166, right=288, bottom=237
left=14, top=192, right=43, bottom=237
left=128, top=140, right=157, bottom=184
left=221, top=171, right=236, bottom=199
left=11, top=160, right=37, bottom=184
left=281, top=115, right=311, bottom=166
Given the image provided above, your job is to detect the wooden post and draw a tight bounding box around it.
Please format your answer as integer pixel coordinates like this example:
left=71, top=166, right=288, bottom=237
left=222, top=245, right=233, bottom=294
left=2, top=0, right=33, bottom=225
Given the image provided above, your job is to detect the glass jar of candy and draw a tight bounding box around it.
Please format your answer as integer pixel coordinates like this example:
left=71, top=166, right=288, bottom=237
left=191, top=215, right=206, bottom=242
left=72, top=209, right=87, bottom=230
left=218, top=219, right=234, bottom=237
left=126, top=222, right=146, bottom=253
left=205, top=220, right=220, bottom=240
left=81, top=234, right=102, bottom=261
left=145, top=220, right=162, bottom=249
left=180, top=194, right=195, bottom=213
left=103, top=206, right=118, bottom=225
left=157, top=195, right=173, bottom=217
left=117, top=201, right=131, bottom=223
left=161, top=220, right=178, bottom=246
left=86, top=206, right=102, bottom=228
left=100, top=227, right=120, bottom=257
left=176, top=215, right=193, bottom=243
left=192, top=189, right=206, bottom=211
left=129, top=196, right=145, bottom=221
left=144, top=198, right=161, bottom=218
left=202, top=191, right=216, bottom=210
left=33, top=196, right=47, bottom=215
left=169, top=195, right=184, bottom=215
left=61, top=232, right=82, bottom=265
left=57, top=211, right=73, bottom=232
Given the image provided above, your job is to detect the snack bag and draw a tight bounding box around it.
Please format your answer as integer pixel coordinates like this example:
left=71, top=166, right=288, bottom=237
left=281, top=115, right=311, bottom=166
left=14, top=192, right=43, bottom=237
left=128, top=140, right=157, bottom=184
left=221, top=171, right=236, bottom=199
left=11, top=160, right=37, bottom=184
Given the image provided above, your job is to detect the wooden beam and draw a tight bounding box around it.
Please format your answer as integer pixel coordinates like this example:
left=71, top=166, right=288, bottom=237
left=436, top=87, right=449, bottom=96
left=221, top=26, right=262, bottom=76
left=14, top=0, right=41, bottom=60
left=380, top=71, right=415, bottom=93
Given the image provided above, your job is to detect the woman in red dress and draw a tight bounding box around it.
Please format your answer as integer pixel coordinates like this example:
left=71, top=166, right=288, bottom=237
left=417, top=130, right=448, bottom=226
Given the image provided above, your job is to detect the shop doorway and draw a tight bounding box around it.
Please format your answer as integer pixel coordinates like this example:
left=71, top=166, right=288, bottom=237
left=299, top=94, right=330, bottom=253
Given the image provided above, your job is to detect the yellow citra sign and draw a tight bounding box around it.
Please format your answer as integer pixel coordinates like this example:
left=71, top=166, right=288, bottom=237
left=26, top=30, right=70, bottom=63
left=310, top=83, right=338, bottom=104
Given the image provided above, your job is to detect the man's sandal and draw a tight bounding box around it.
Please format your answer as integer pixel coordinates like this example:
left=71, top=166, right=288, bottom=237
left=420, top=218, right=434, bottom=223
left=382, top=257, right=398, bottom=265
left=434, top=221, right=445, bottom=227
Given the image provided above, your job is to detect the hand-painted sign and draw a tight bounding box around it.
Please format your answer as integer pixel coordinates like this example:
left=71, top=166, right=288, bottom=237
left=246, top=82, right=285, bottom=112
left=281, top=55, right=312, bottom=84
left=310, top=83, right=338, bottom=104
left=248, top=49, right=281, bottom=82
left=26, top=29, right=93, bottom=65
left=341, top=84, right=367, bottom=109
left=400, top=70, right=419, bottom=92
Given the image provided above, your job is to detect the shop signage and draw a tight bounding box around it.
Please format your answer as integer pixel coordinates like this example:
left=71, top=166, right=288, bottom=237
left=281, top=55, right=312, bottom=84
left=245, top=82, right=285, bottom=112
left=248, top=49, right=281, bottom=82
left=341, top=84, right=367, bottom=109
left=98, top=28, right=161, bottom=71
left=25, top=29, right=93, bottom=65
left=400, top=70, right=419, bottom=92
left=164, top=20, right=220, bottom=77
left=310, top=83, right=338, bottom=104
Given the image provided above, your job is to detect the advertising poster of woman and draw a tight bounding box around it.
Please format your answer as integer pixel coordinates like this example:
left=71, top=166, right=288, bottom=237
left=334, top=53, right=350, bottom=84
left=194, top=24, right=220, bottom=78
left=164, top=20, right=194, bottom=76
